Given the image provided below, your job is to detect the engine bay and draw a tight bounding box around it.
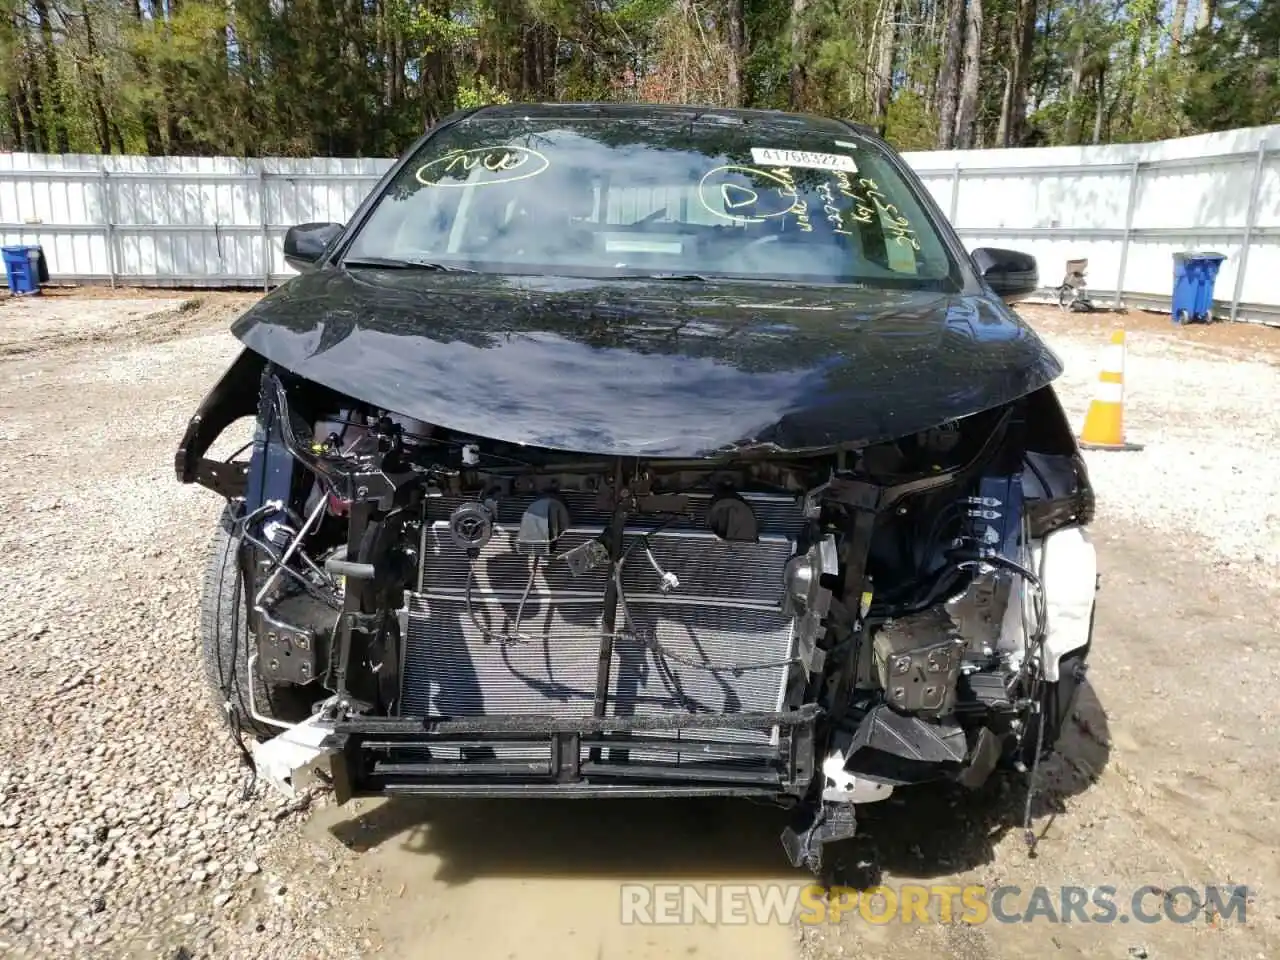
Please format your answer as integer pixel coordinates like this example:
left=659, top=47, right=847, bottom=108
left=176, top=350, right=1097, bottom=872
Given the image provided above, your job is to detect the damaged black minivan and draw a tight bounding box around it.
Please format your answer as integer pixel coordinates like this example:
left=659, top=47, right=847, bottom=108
left=176, top=103, right=1098, bottom=872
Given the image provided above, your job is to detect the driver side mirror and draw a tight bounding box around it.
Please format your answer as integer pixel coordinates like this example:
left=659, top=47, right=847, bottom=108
left=971, top=247, right=1038, bottom=303
left=283, top=222, right=344, bottom=271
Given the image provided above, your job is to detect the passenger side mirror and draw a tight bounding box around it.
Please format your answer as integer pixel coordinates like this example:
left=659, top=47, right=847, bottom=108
left=283, top=222, right=344, bottom=271
left=971, top=247, right=1038, bottom=303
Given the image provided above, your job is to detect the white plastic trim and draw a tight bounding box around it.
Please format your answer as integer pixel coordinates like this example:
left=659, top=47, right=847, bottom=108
left=1037, top=525, right=1098, bottom=682
left=249, top=711, right=338, bottom=799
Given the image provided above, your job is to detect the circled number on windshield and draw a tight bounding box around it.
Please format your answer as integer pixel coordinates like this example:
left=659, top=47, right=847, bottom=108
left=697, top=165, right=802, bottom=223
left=415, top=147, right=550, bottom=188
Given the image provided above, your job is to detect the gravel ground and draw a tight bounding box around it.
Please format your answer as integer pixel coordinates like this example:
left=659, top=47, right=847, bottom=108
left=1025, top=304, right=1280, bottom=589
left=0, top=292, right=1276, bottom=959
left=0, top=295, right=364, bottom=959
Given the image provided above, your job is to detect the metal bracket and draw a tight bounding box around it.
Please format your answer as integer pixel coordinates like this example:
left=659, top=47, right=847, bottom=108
left=780, top=801, right=859, bottom=874
left=193, top=457, right=249, bottom=499
left=257, top=610, right=320, bottom=684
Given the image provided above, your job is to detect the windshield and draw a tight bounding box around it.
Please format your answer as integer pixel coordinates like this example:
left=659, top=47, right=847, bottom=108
left=342, top=114, right=961, bottom=289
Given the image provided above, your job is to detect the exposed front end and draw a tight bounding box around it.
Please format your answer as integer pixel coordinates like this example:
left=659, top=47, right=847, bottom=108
left=178, top=346, right=1097, bottom=870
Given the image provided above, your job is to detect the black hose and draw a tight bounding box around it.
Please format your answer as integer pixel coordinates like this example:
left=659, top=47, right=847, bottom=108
left=513, top=556, right=540, bottom=637
left=619, top=515, right=681, bottom=563
left=948, top=549, right=1043, bottom=589
left=465, top=566, right=540, bottom=645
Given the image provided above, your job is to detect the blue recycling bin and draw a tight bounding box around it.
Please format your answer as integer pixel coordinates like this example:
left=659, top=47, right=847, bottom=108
left=2, top=245, right=45, bottom=296
left=1171, top=251, right=1226, bottom=324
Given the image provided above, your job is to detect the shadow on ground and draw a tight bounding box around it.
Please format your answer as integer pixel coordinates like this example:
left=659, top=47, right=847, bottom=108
left=828, top=681, right=1112, bottom=887
left=326, top=683, right=1110, bottom=888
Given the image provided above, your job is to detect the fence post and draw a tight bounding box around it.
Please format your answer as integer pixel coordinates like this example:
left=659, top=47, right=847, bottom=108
left=259, top=162, right=270, bottom=292
left=1113, top=160, right=1141, bottom=309
left=949, top=163, right=961, bottom=223
left=1229, top=140, right=1267, bottom=323
left=102, top=168, right=117, bottom=289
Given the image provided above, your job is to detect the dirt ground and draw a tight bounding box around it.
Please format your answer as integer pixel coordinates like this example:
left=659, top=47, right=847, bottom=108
left=0, top=290, right=1277, bottom=960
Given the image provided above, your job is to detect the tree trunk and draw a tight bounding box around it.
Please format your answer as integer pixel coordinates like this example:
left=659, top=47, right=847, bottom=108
left=954, top=0, right=982, bottom=149
left=16, top=76, right=42, bottom=152
left=1092, top=65, right=1106, bottom=144
left=421, top=0, right=457, bottom=130
left=936, top=0, right=965, bottom=149
left=33, top=0, right=70, bottom=153
left=392, top=33, right=404, bottom=105
left=789, top=0, right=808, bottom=109
left=1171, top=0, right=1188, bottom=46
left=922, top=0, right=941, bottom=109
left=1033, top=0, right=1053, bottom=112
left=869, top=0, right=898, bottom=133
left=1064, top=59, right=1086, bottom=143
left=545, top=28, right=558, bottom=98
left=6, top=101, right=23, bottom=151
left=20, top=41, right=46, bottom=152
left=997, top=65, right=1014, bottom=147
left=998, top=0, right=1036, bottom=146
left=521, top=26, right=533, bottom=97
left=81, top=1, right=114, bottom=153
left=1063, top=0, right=1091, bottom=145
left=127, top=0, right=163, bottom=152
left=1195, top=0, right=1214, bottom=30
left=726, top=0, right=745, bottom=107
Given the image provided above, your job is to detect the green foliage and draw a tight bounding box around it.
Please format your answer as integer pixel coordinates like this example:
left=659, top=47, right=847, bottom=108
left=408, top=5, right=478, bottom=51
left=456, top=75, right=512, bottom=109
left=885, top=90, right=939, bottom=151
left=1183, top=0, right=1280, bottom=131
left=0, top=0, right=1272, bottom=157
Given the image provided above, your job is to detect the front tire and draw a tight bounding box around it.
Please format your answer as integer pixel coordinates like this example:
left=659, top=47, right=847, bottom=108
left=200, top=503, right=313, bottom=739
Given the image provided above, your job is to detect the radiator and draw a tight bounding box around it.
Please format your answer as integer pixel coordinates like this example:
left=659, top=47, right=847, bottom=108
left=399, top=491, right=805, bottom=763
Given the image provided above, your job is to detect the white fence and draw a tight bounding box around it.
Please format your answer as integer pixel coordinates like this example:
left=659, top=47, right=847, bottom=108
left=906, top=125, right=1280, bottom=323
left=2, top=124, right=1278, bottom=323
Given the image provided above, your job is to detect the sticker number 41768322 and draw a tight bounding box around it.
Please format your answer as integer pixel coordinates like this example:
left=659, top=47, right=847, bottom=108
left=749, top=148, right=858, bottom=173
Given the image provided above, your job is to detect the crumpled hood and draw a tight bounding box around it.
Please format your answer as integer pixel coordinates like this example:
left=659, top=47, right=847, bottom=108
left=230, top=268, right=1062, bottom=457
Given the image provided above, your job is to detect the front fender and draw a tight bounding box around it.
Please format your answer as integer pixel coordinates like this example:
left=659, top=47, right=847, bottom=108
left=175, top=348, right=267, bottom=498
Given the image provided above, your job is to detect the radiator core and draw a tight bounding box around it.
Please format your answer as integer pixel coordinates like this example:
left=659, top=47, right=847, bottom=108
left=399, top=492, right=804, bottom=761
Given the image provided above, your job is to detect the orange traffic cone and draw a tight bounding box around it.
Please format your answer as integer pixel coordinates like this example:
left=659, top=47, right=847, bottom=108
left=1079, top=329, right=1144, bottom=451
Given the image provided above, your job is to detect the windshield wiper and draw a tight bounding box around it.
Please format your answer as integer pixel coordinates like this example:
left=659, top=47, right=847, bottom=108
left=343, top=256, right=476, bottom=273
left=605, top=272, right=711, bottom=282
